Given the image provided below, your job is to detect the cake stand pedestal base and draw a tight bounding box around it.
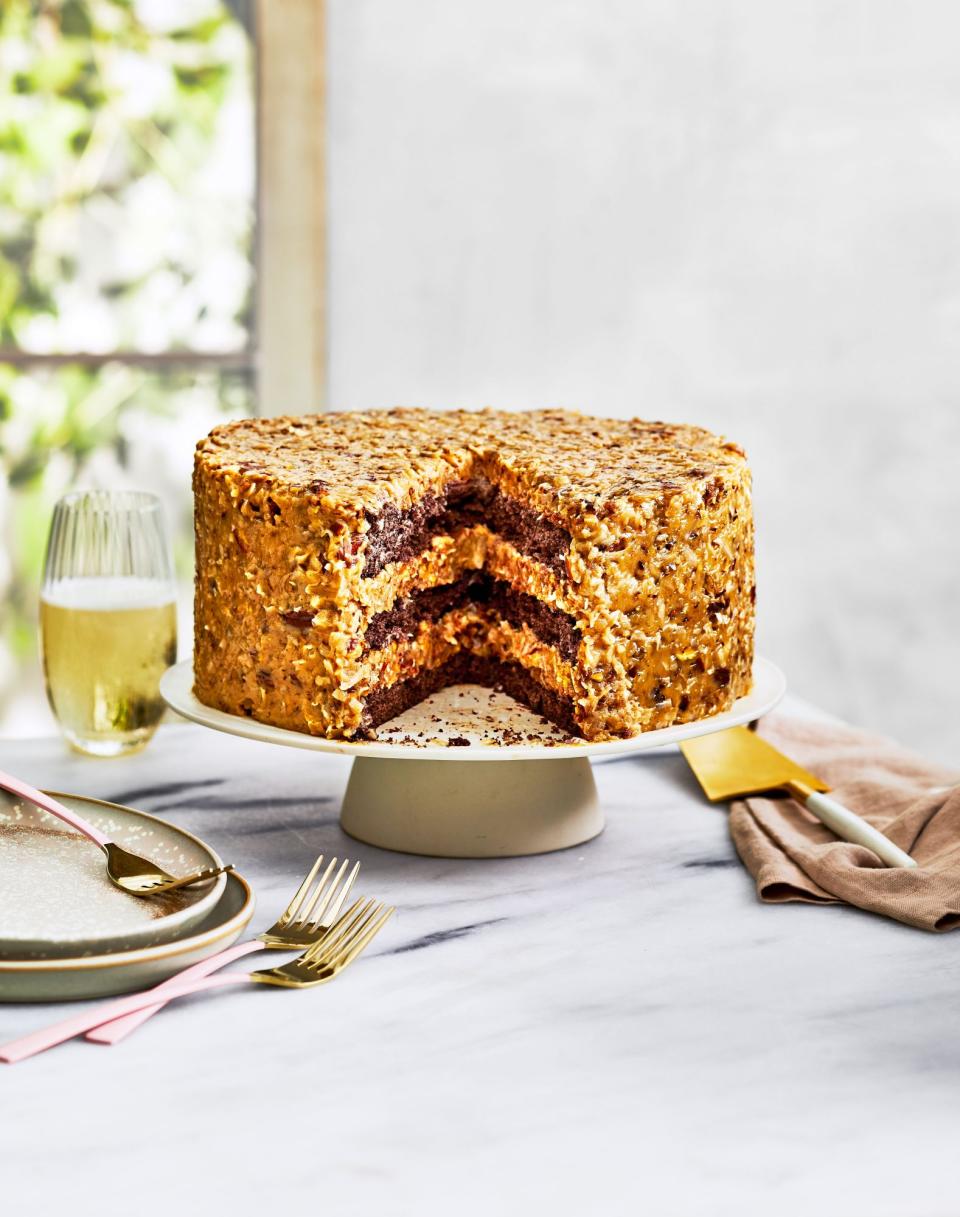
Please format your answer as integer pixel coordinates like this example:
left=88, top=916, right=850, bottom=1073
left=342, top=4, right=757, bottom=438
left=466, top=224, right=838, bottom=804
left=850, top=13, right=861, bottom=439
left=340, top=756, right=603, bottom=858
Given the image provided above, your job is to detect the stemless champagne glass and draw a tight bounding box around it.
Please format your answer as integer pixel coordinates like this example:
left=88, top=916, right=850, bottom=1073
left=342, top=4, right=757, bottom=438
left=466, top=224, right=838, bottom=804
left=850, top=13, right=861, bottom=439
left=40, top=491, right=177, bottom=757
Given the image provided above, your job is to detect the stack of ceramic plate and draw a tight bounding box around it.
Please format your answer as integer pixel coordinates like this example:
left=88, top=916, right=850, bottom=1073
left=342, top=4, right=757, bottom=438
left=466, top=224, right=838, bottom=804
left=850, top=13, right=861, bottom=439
left=0, top=790, right=254, bottom=1002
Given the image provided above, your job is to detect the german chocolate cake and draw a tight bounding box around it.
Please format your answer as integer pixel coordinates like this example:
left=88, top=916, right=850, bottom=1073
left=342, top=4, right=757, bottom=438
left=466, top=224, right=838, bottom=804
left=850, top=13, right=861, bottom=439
left=193, top=409, right=755, bottom=741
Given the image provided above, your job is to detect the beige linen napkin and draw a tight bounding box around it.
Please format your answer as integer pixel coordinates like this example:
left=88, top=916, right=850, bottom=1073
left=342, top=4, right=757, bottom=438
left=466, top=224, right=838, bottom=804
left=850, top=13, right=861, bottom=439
left=729, top=715, right=960, bottom=931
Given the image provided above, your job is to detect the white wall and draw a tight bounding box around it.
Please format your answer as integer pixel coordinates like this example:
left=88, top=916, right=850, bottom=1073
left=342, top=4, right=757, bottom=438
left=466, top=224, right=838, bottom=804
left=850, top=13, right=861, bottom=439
left=327, top=0, right=960, bottom=763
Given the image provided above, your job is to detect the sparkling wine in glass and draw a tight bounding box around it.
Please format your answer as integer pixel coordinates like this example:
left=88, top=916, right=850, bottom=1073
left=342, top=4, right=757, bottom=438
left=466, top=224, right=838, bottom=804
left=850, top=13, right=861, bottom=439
left=40, top=491, right=177, bottom=757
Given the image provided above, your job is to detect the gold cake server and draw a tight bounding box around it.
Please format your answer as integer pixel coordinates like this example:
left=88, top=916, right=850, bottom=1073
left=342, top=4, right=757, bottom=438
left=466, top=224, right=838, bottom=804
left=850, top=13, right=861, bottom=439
left=680, top=726, right=917, bottom=869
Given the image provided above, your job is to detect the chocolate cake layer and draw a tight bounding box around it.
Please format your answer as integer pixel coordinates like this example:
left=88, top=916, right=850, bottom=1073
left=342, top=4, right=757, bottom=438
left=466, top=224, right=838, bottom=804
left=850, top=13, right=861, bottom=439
left=363, top=479, right=571, bottom=579
left=365, top=571, right=582, bottom=662
left=360, top=653, right=580, bottom=736
left=364, top=571, right=484, bottom=650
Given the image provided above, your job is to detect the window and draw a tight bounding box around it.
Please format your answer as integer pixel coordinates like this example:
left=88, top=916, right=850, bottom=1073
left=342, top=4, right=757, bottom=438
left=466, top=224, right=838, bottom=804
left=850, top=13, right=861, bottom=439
left=0, top=0, right=331, bottom=734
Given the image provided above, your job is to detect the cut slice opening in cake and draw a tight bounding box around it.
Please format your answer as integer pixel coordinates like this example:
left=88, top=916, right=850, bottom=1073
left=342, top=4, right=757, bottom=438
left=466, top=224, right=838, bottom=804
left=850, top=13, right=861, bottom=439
left=352, top=468, right=588, bottom=739
left=357, top=483, right=585, bottom=737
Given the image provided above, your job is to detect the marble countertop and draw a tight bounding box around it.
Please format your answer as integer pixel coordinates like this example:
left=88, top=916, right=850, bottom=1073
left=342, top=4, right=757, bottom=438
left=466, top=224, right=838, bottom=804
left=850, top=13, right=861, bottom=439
left=1, top=700, right=955, bottom=1217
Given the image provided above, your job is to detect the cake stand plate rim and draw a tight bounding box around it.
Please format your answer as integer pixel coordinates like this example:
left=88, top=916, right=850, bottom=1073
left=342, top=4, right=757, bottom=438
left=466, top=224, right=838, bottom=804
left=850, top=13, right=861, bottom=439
left=160, top=657, right=786, bottom=762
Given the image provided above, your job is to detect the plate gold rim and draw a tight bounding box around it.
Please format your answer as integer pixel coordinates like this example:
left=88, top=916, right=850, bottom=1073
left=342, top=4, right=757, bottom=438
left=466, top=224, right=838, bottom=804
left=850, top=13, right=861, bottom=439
left=0, top=870, right=254, bottom=974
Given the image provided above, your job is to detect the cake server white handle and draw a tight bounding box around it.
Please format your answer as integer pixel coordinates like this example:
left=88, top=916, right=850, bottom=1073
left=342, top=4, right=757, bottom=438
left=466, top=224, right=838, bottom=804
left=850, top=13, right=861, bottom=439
left=790, top=785, right=917, bottom=869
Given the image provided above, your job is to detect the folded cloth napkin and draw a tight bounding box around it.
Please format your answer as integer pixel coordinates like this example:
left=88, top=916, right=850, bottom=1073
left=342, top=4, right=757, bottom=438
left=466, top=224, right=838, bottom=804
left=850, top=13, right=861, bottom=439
left=729, top=714, right=960, bottom=931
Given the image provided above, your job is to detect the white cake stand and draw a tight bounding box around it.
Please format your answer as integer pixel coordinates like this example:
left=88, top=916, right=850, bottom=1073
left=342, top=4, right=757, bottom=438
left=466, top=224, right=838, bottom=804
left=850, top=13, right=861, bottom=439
left=161, top=658, right=785, bottom=859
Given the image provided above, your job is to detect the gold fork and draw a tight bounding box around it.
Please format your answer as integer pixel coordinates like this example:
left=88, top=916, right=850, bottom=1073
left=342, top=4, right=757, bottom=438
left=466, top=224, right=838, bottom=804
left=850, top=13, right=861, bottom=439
left=0, top=897, right=395, bottom=1064
left=104, top=844, right=233, bottom=896
left=86, top=853, right=359, bottom=1044
left=0, top=768, right=232, bottom=896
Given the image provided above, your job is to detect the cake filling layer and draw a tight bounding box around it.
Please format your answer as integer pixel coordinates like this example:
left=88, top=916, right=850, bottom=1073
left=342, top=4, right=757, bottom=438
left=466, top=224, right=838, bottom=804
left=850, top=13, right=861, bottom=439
left=362, top=479, right=571, bottom=579
left=360, top=653, right=580, bottom=736
left=365, top=571, right=581, bottom=662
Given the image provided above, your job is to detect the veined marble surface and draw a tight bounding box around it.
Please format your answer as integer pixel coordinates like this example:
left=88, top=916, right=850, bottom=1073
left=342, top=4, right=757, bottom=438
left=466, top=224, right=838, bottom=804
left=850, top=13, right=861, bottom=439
left=1, top=699, right=955, bottom=1217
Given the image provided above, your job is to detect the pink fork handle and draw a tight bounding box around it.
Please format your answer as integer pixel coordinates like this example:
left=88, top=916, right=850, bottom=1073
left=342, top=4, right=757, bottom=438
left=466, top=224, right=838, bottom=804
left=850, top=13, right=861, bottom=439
left=0, top=972, right=253, bottom=1065
left=85, top=939, right=266, bottom=1044
left=0, top=766, right=110, bottom=849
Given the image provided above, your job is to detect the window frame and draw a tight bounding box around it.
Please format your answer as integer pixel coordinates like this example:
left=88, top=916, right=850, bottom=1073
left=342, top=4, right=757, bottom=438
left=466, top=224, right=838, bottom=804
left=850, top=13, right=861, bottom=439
left=0, top=0, right=328, bottom=416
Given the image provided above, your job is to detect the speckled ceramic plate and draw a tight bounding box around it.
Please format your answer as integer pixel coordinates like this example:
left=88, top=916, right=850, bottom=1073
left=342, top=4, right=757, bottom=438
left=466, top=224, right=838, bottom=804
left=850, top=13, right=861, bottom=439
left=0, top=790, right=227, bottom=959
left=0, top=869, right=254, bottom=1002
